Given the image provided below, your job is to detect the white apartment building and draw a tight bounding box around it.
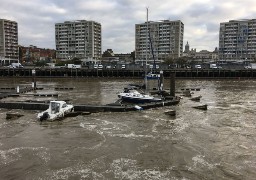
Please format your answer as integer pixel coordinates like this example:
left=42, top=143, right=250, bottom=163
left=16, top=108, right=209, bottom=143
left=219, top=19, right=256, bottom=61
left=135, top=20, right=184, bottom=63
left=55, top=20, right=101, bottom=60
left=0, top=19, right=19, bottom=65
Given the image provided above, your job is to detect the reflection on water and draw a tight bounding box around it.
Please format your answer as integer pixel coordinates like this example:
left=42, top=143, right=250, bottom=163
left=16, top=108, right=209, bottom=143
left=0, top=78, right=256, bottom=179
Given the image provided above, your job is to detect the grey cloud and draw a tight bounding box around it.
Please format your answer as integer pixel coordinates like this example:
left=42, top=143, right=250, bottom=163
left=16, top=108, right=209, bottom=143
left=1, top=0, right=255, bottom=52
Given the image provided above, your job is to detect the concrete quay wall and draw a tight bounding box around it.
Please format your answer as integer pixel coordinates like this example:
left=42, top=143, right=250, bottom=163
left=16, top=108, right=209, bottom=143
left=1, top=68, right=256, bottom=78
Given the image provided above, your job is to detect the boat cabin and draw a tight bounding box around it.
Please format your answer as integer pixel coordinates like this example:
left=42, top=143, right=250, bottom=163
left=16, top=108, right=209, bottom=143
left=49, top=101, right=68, bottom=114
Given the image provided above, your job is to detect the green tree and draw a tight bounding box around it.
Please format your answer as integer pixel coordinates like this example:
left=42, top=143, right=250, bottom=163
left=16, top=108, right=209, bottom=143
left=176, top=57, right=190, bottom=67
left=131, top=51, right=135, bottom=61
left=72, top=57, right=81, bottom=65
left=164, top=56, right=176, bottom=65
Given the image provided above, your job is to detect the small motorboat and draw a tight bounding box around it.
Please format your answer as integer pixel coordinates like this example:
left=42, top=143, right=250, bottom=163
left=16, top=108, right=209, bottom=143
left=146, top=72, right=160, bottom=80
left=37, top=101, right=74, bottom=121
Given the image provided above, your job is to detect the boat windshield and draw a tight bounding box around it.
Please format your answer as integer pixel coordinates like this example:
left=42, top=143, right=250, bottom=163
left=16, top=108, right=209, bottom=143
left=50, top=102, right=60, bottom=114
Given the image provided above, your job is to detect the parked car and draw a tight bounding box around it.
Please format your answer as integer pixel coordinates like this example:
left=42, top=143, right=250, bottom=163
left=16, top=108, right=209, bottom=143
left=195, top=65, right=202, bottom=69
left=169, top=64, right=177, bottom=69
left=98, top=64, right=103, bottom=69
left=150, top=64, right=160, bottom=69
left=210, top=64, right=218, bottom=69
left=94, top=64, right=103, bottom=70
left=244, top=65, right=252, bottom=69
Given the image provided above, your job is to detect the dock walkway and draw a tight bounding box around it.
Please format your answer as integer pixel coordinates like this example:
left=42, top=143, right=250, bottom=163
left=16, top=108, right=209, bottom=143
left=0, top=98, right=180, bottom=112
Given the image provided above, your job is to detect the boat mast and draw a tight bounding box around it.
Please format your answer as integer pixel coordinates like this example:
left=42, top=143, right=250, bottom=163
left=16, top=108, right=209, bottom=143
left=145, top=7, right=149, bottom=92
left=149, top=30, right=156, bottom=73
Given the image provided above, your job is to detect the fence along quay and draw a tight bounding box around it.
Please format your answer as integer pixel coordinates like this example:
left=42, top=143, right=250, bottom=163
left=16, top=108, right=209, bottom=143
left=1, top=68, right=256, bottom=78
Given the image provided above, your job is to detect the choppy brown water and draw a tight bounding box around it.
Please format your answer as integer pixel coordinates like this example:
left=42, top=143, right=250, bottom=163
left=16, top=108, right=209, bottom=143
left=0, top=78, right=256, bottom=179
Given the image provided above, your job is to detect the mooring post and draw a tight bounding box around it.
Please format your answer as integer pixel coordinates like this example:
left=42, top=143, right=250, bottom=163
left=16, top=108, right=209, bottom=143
left=16, top=86, right=19, bottom=94
left=159, top=70, right=163, bottom=91
left=32, top=69, right=36, bottom=90
left=170, top=72, right=175, bottom=97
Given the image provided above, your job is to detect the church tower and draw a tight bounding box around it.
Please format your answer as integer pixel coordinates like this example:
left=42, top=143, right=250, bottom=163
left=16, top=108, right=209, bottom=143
left=184, top=41, right=190, bottom=53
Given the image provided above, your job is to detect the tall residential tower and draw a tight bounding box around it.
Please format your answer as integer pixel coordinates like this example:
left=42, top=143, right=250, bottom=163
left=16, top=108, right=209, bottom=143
left=0, top=19, right=18, bottom=65
left=219, top=19, right=256, bottom=61
left=135, top=20, right=184, bottom=63
left=55, top=20, right=101, bottom=60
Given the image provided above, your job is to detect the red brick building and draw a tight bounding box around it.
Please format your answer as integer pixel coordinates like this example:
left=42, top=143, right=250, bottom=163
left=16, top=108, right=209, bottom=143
left=19, top=45, right=56, bottom=64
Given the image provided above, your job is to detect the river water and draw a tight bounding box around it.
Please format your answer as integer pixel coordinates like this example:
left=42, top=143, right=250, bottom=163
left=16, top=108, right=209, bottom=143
left=0, top=78, right=256, bottom=180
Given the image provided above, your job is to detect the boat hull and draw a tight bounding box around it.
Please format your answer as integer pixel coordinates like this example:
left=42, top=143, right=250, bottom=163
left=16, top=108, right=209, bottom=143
left=146, top=73, right=160, bottom=80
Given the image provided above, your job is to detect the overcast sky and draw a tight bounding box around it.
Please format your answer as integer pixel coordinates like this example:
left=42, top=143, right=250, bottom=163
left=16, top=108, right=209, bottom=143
left=1, top=0, right=255, bottom=53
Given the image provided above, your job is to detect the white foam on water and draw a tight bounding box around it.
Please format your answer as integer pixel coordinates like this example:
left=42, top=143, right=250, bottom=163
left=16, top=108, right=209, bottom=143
left=191, top=155, right=217, bottom=170
left=174, top=120, right=190, bottom=133
left=142, top=114, right=150, bottom=119
left=100, top=119, right=130, bottom=132
left=238, top=145, right=248, bottom=150
left=0, top=121, right=8, bottom=129
left=0, top=147, right=49, bottom=165
left=110, top=132, right=155, bottom=139
left=213, top=106, right=230, bottom=110
left=230, top=104, right=249, bottom=110
left=110, top=158, right=176, bottom=180
left=244, top=160, right=256, bottom=169
left=48, top=162, right=103, bottom=179
left=79, top=123, right=97, bottom=130
left=79, top=123, right=106, bottom=150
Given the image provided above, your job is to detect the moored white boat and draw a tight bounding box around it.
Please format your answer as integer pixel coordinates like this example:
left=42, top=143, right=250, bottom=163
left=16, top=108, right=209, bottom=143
left=146, top=72, right=160, bottom=80
left=118, top=89, right=162, bottom=104
left=37, top=101, right=74, bottom=121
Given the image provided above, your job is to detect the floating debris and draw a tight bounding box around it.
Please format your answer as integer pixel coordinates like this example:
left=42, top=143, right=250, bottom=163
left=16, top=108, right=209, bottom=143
left=6, top=113, right=24, bottom=120
left=190, top=95, right=202, bottom=102
left=182, top=90, right=192, bottom=97
left=164, top=109, right=176, bottom=116
left=193, top=104, right=207, bottom=110
left=134, top=105, right=143, bottom=110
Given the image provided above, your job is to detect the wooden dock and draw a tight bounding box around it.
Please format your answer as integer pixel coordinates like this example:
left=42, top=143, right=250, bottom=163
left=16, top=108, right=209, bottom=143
left=0, top=98, right=180, bottom=112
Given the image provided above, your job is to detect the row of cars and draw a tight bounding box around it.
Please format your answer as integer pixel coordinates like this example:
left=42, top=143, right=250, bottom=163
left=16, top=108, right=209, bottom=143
left=7, top=63, right=24, bottom=68
left=93, top=64, right=126, bottom=69
left=93, top=64, right=160, bottom=70
left=191, top=64, right=222, bottom=69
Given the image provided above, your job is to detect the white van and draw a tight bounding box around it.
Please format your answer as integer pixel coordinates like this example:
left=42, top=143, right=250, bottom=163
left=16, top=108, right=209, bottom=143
left=210, top=64, right=217, bottom=69
left=10, top=63, right=23, bottom=68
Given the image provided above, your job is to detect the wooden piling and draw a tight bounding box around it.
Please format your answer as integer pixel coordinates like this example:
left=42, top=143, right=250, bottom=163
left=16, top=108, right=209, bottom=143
left=170, top=72, right=175, bottom=97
